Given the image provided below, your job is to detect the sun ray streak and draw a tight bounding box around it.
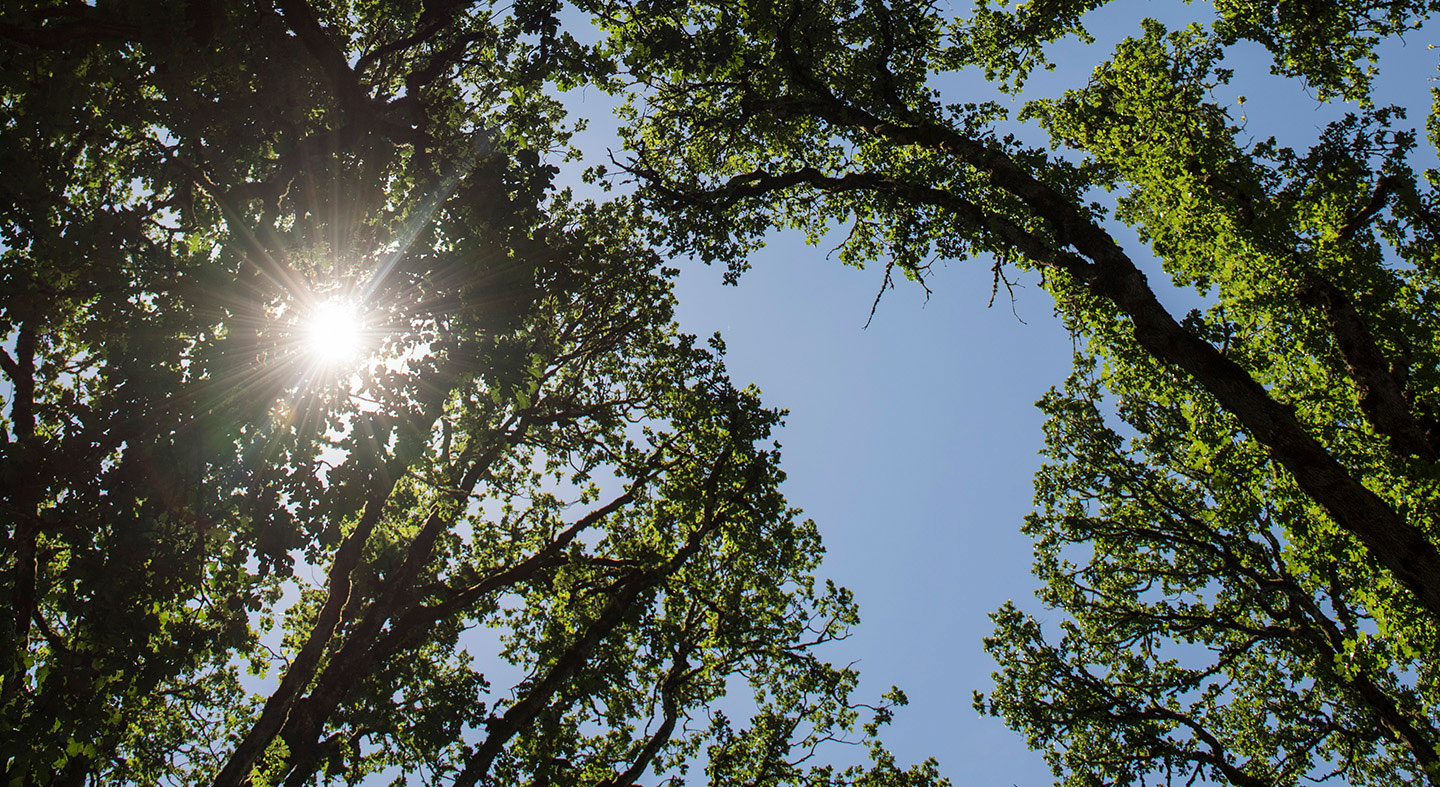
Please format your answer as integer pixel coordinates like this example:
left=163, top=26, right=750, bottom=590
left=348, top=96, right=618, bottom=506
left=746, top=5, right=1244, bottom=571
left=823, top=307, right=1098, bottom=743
left=360, top=130, right=495, bottom=302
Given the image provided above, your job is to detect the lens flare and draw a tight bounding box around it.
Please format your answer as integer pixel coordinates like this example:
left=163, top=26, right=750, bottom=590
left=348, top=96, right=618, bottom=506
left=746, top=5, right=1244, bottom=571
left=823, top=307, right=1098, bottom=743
left=305, top=300, right=364, bottom=365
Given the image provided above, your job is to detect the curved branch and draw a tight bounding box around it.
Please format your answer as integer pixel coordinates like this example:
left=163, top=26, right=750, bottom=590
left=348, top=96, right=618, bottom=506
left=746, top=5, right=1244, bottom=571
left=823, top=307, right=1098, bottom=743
left=657, top=77, right=1440, bottom=617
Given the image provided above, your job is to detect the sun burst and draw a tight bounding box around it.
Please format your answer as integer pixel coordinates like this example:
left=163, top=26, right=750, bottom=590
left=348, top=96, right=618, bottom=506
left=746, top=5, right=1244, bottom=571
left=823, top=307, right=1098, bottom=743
left=305, top=299, right=365, bottom=366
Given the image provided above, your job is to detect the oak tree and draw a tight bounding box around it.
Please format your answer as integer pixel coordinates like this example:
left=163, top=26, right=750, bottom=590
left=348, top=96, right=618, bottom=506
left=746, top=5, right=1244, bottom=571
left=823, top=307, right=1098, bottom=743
left=0, top=3, right=938, bottom=786
left=585, top=0, right=1440, bottom=783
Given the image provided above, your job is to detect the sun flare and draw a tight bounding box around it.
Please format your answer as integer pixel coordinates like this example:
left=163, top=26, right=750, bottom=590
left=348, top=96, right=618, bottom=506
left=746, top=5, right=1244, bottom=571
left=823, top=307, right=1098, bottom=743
left=305, top=300, right=365, bottom=365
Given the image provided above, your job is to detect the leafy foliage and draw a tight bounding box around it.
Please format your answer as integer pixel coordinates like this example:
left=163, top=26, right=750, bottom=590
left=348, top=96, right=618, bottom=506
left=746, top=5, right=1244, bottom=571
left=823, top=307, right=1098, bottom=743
left=579, top=0, right=1440, bottom=783
left=13, top=0, right=1440, bottom=784
left=0, top=2, right=938, bottom=785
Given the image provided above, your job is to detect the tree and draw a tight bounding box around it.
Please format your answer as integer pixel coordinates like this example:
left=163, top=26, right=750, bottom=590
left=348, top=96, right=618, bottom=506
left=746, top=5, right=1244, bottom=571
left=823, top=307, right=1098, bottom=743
left=578, top=0, right=1440, bottom=783
left=0, top=3, right=942, bottom=785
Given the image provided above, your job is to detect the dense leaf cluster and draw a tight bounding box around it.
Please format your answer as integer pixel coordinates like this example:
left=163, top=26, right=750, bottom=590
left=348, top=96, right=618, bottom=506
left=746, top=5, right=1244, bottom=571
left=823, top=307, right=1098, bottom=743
left=579, top=0, right=1440, bottom=784
left=0, top=2, right=937, bottom=785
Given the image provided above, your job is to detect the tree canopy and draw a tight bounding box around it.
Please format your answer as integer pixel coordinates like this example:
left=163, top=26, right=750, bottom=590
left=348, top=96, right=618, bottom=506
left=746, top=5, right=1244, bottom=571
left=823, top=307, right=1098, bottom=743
left=8, top=0, right=1440, bottom=785
left=586, top=0, right=1440, bottom=784
left=0, top=2, right=940, bottom=785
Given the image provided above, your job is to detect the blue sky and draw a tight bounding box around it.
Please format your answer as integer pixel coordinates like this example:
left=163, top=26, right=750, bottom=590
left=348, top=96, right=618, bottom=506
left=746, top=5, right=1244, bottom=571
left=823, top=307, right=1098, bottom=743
left=547, top=1, right=1440, bottom=783
left=672, top=238, right=1070, bottom=783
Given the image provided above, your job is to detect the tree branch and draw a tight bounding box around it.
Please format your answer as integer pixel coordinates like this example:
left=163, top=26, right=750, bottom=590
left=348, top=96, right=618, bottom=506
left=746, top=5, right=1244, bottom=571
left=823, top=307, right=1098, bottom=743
left=275, top=444, right=668, bottom=785
left=452, top=449, right=756, bottom=787
left=1298, top=274, right=1435, bottom=461
left=667, top=77, right=1440, bottom=618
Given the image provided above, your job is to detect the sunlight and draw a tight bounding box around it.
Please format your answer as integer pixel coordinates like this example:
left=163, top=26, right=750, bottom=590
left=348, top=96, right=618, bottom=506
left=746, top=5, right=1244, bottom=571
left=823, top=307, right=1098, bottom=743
left=305, top=299, right=365, bottom=365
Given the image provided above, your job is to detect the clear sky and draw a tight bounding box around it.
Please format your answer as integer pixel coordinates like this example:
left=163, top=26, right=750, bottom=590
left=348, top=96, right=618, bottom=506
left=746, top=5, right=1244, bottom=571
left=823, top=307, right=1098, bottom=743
left=551, top=1, right=1440, bottom=783
left=672, top=236, right=1071, bottom=784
